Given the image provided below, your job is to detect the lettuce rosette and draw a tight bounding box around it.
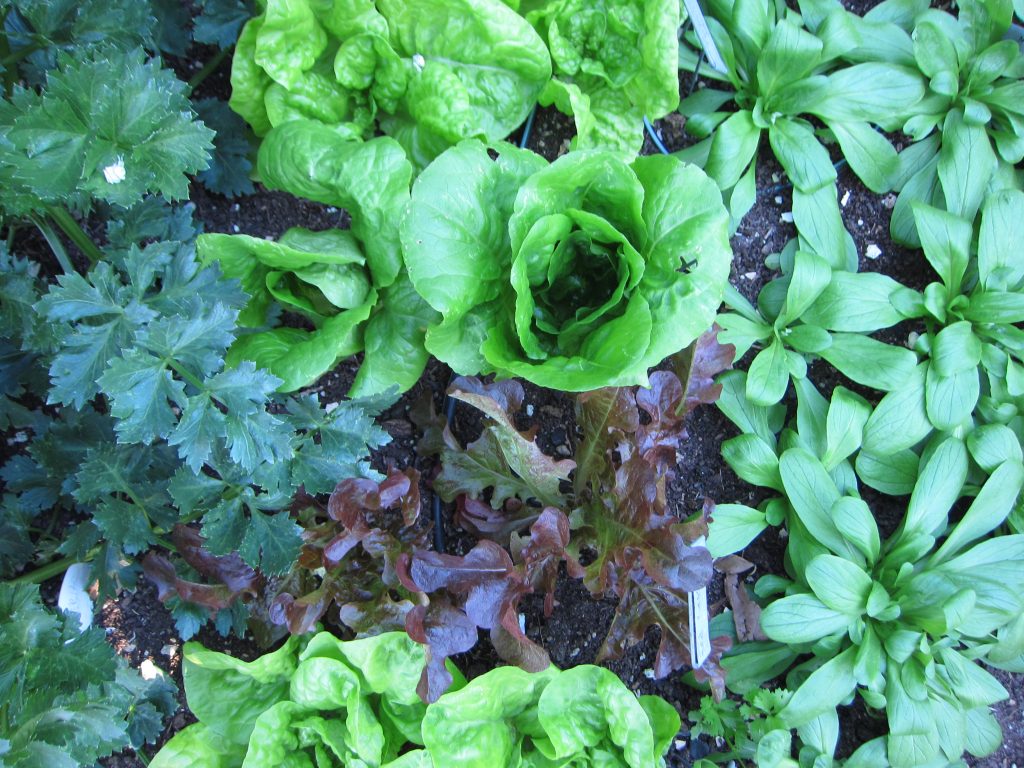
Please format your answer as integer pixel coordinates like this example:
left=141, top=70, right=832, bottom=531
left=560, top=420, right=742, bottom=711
left=519, top=0, right=681, bottom=153
left=230, top=0, right=551, bottom=167
left=401, top=141, right=732, bottom=391
left=198, top=122, right=438, bottom=397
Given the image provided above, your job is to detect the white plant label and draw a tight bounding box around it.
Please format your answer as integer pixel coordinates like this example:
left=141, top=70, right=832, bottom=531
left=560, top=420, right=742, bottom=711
left=57, top=562, right=94, bottom=633
left=681, top=0, right=729, bottom=75
left=688, top=535, right=711, bottom=668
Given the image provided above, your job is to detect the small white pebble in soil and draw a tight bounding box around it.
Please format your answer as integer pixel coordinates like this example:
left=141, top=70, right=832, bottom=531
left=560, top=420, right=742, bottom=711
left=674, top=740, right=687, bottom=751
left=743, top=271, right=757, bottom=280
left=160, top=643, right=178, bottom=658
left=525, top=404, right=534, bottom=417
left=327, top=206, right=338, bottom=214
left=882, top=193, right=897, bottom=209
left=773, top=195, right=783, bottom=205
left=780, top=211, right=794, bottom=223
left=865, top=244, right=882, bottom=260
left=232, top=224, right=240, bottom=233
left=642, top=669, right=656, bottom=680
left=771, top=173, right=780, bottom=183
left=570, top=647, right=580, bottom=657
left=324, top=402, right=339, bottom=413
left=231, top=203, right=240, bottom=212
left=518, top=613, right=527, bottom=633
left=907, top=331, right=920, bottom=348
left=139, top=659, right=165, bottom=681
left=841, top=190, right=851, bottom=207
left=857, top=218, right=864, bottom=227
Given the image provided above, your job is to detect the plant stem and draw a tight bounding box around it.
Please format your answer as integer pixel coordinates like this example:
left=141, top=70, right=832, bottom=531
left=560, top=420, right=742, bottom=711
left=44, top=205, right=103, bottom=265
left=167, top=359, right=208, bottom=394
left=29, top=214, right=76, bottom=274
left=187, top=48, right=229, bottom=94
left=11, top=549, right=99, bottom=585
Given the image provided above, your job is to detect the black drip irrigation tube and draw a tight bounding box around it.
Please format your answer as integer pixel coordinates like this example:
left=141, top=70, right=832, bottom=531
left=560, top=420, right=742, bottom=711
left=429, top=105, right=539, bottom=553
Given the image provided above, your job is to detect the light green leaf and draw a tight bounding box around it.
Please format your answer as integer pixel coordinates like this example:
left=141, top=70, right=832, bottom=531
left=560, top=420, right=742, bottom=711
left=805, top=554, right=872, bottom=614
left=902, top=436, right=967, bottom=539
left=760, top=593, right=851, bottom=643
left=818, top=333, right=917, bottom=392
left=707, top=503, right=769, bottom=557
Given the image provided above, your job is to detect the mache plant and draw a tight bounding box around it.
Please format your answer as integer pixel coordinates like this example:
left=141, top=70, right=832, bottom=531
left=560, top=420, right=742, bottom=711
left=862, top=0, right=1024, bottom=246
left=150, top=630, right=682, bottom=768
left=861, top=192, right=1024, bottom=472
left=716, top=246, right=916, bottom=407
left=401, top=139, right=732, bottom=391
left=519, top=0, right=682, bottom=154
left=676, top=0, right=924, bottom=247
left=199, top=119, right=438, bottom=397
left=708, top=369, right=1024, bottom=766
left=229, top=0, right=550, bottom=168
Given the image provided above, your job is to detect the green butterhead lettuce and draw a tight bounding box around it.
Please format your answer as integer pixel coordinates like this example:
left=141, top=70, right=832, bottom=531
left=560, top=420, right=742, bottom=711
left=152, top=631, right=679, bottom=767
left=523, top=0, right=681, bottom=153
left=402, top=140, right=732, bottom=391
left=230, top=0, right=551, bottom=167
left=198, top=123, right=438, bottom=396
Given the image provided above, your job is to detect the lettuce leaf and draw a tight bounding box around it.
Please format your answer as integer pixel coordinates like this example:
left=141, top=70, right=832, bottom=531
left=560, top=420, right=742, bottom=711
left=229, top=0, right=550, bottom=167
left=525, top=0, right=681, bottom=153
left=402, top=141, right=732, bottom=390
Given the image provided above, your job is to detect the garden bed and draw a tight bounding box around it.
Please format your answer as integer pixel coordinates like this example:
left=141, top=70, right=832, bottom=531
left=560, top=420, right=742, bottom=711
left=3, top=0, right=1024, bottom=766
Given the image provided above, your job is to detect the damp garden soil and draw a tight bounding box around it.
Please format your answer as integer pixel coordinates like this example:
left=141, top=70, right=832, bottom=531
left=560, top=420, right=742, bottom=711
left=10, top=13, right=1021, bottom=768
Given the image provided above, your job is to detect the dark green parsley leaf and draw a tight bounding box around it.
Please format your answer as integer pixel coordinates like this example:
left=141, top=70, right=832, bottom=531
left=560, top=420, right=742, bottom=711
left=193, top=0, right=252, bottom=48
left=194, top=98, right=256, bottom=197
left=99, top=350, right=187, bottom=444
left=239, top=508, right=301, bottom=575
left=105, top=198, right=199, bottom=252
left=4, top=46, right=213, bottom=208
left=207, top=363, right=292, bottom=471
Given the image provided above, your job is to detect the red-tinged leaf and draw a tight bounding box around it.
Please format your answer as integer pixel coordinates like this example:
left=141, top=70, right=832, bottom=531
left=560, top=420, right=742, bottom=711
left=635, top=371, right=687, bottom=471
left=268, top=469, right=427, bottom=638
left=328, top=477, right=382, bottom=525
left=450, top=376, right=525, bottom=415
left=676, top=498, right=713, bottom=544
left=575, top=387, right=640, bottom=489
left=406, top=540, right=515, bottom=593
left=597, top=575, right=695, bottom=678
left=490, top=625, right=550, bottom=673
left=716, top=556, right=765, bottom=643
left=171, top=525, right=262, bottom=597
left=440, top=382, right=574, bottom=509
left=513, top=508, right=583, bottom=615
left=406, top=600, right=478, bottom=702
left=455, top=495, right=541, bottom=542
left=672, top=325, right=734, bottom=416
left=323, top=529, right=366, bottom=568
left=142, top=552, right=244, bottom=612
left=693, top=635, right=733, bottom=701
left=269, top=590, right=329, bottom=635
left=640, top=533, right=713, bottom=593
left=338, top=593, right=412, bottom=635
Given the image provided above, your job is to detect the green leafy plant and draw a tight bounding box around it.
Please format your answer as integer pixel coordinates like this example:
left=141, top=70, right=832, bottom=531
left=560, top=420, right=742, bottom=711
left=522, top=0, right=682, bottom=153
left=397, top=333, right=732, bottom=698
left=402, top=140, right=732, bottom=390
left=150, top=630, right=681, bottom=768
left=709, top=370, right=1024, bottom=766
left=885, top=0, right=1024, bottom=245
left=229, top=0, right=550, bottom=168
left=688, top=688, right=888, bottom=767
left=676, top=0, right=924, bottom=244
left=717, top=249, right=916, bottom=407
left=199, top=120, right=437, bottom=396
left=0, top=583, right=177, bottom=767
